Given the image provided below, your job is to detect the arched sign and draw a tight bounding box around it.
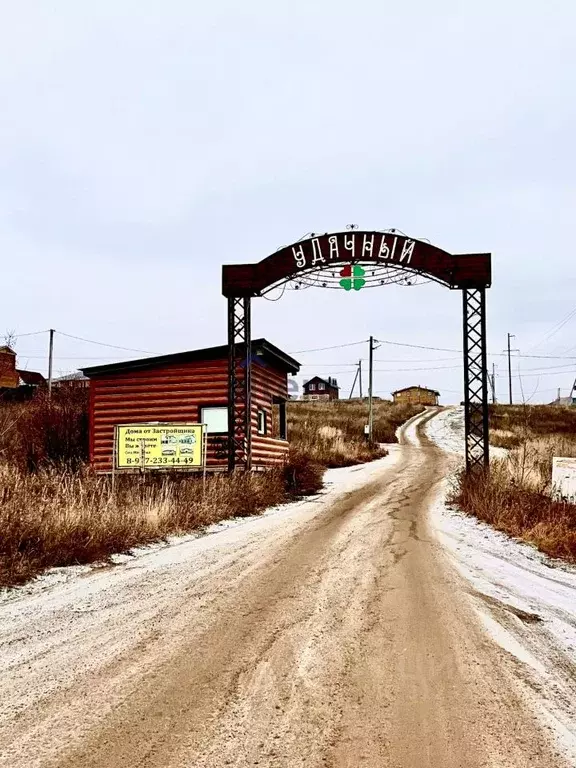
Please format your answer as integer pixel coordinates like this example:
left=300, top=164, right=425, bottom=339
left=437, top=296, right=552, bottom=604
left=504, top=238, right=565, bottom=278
left=223, top=231, right=491, bottom=296
left=222, top=231, right=491, bottom=474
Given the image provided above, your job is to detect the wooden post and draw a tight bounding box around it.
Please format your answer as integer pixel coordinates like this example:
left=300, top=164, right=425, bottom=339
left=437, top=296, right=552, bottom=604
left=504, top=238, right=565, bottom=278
left=47, top=328, right=55, bottom=398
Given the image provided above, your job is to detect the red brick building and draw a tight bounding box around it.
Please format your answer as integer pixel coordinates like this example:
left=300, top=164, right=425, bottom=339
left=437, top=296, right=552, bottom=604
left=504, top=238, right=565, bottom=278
left=0, top=346, right=45, bottom=391
left=81, top=339, right=300, bottom=472
left=0, top=347, right=18, bottom=388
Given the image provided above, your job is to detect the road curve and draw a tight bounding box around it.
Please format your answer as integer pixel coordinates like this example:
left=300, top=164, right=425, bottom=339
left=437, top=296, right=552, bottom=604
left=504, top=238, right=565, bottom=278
left=0, top=409, right=566, bottom=767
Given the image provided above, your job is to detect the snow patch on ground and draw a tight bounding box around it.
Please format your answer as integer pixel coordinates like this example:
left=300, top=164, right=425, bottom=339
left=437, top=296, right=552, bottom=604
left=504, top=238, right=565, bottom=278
left=426, top=406, right=466, bottom=455
left=427, top=408, right=576, bottom=763
left=426, top=405, right=507, bottom=460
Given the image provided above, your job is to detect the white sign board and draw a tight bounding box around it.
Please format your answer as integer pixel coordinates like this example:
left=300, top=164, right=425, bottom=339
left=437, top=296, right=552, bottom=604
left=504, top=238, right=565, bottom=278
left=552, top=457, right=576, bottom=502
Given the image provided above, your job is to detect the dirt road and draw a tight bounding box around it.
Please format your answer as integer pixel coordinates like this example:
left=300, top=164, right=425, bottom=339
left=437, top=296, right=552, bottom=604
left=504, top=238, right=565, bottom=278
left=0, top=410, right=567, bottom=767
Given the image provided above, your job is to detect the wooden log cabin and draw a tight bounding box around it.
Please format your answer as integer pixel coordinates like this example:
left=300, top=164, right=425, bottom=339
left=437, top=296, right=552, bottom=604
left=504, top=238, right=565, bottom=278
left=81, top=339, right=300, bottom=472
left=392, top=385, right=440, bottom=406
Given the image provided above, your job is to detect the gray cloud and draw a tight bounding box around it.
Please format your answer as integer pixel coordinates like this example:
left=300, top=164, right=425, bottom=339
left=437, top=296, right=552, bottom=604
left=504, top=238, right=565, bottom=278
left=2, top=1, right=575, bottom=403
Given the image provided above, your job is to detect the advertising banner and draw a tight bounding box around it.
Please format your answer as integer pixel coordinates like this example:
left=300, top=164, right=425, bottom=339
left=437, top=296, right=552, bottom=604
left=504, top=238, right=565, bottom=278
left=115, top=423, right=205, bottom=469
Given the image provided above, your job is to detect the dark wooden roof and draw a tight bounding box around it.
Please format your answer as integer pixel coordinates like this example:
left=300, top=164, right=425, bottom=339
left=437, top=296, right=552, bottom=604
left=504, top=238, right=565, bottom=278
left=81, top=338, right=300, bottom=377
left=17, top=369, right=46, bottom=386
left=303, top=376, right=339, bottom=389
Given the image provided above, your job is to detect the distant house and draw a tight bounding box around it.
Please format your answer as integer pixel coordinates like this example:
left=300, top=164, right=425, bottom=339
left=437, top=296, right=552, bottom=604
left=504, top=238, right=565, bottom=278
left=302, top=376, right=339, bottom=401
left=0, top=346, right=45, bottom=392
left=550, top=397, right=575, bottom=407
left=17, top=370, right=46, bottom=387
left=53, top=372, right=90, bottom=389
left=0, top=346, right=18, bottom=388
left=550, top=382, right=576, bottom=407
left=392, top=385, right=439, bottom=406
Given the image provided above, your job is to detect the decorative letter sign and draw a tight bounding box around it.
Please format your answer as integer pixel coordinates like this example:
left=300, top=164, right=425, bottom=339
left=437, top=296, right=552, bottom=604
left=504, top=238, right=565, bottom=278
left=222, top=230, right=491, bottom=297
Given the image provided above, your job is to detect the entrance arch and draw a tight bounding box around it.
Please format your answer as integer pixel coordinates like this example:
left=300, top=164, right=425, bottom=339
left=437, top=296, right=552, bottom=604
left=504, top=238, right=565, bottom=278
left=222, top=230, right=492, bottom=473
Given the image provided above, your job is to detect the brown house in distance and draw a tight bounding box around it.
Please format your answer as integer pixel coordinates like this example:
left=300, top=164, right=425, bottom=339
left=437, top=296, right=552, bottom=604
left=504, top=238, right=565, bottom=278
left=0, top=346, right=46, bottom=391
left=0, top=346, right=18, bottom=388
left=81, top=338, right=300, bottom=473
left=302, top=376, right=339, bottom=401
left=53, top=372, right=90, bottom=389
left=392, top=385, right=440, bottom=406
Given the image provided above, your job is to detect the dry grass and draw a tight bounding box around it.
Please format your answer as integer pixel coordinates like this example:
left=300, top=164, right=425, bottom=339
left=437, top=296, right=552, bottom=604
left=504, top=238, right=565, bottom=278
left=0, top=465, right=289, bottom=587
left=487, top=405, right=576, bottom=493
left=0, top=388, right=88, bottom=470
left=489, top=429, right=523, bottom=450
left=0, top=395, right=422, bottom=587
left=454, top=403, right=576, bottom=562
left=451, top=464, right=576, bottom=563
left=287, top=399, right=424, bottom=468
left=490, top=403, right=576, bottom=440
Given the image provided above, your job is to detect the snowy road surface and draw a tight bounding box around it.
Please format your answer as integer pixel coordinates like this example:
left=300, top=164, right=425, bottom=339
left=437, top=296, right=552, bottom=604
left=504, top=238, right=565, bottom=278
left=0, top=408, right=574, bottom=767
left=427, top=407, right=576, bottom=763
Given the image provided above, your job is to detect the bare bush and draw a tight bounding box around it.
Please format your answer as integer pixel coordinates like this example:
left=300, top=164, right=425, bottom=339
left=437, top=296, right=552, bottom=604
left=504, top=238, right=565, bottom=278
left=0, top=388, right=88, bottom=470
left=451, top=463, right=576, bottom=563
left=455, top=404, right=576, bottom=562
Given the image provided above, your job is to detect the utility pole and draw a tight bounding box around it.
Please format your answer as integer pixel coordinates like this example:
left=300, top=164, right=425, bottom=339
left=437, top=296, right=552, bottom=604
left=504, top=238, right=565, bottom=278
left=491, top=363, right=497, bottom=404
left=507, top=333, right=516, bottom=405
left=348, top=363, right=360, bottom=399
left=48, top=328, right=55, bottom=398
left=358, top=359, right=363, bottom=399
left=368, top=337, right=374, bottom=444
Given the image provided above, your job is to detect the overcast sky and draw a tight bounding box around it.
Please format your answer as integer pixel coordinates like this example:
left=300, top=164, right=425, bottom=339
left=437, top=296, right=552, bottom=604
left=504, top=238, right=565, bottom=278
left=2, top=1, right=576, bottom=403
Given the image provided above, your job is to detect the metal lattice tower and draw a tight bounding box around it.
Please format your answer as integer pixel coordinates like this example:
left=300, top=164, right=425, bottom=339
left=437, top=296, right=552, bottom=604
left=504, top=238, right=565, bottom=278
left=462, top=288, right=489, bottom=471
left=227, top=297, right=252, bottom=472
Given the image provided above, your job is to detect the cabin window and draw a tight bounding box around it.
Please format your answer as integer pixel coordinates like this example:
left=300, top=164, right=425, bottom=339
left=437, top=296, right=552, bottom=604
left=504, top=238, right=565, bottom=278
left=200, top=406, right=228, bottom=434
left=318, top=382, right=325, bottom=391
left=272, top=397, right=287, bottom=440
left=309, top=383, right=315, bottom=391
left=257, top=409, right=267, bottom=435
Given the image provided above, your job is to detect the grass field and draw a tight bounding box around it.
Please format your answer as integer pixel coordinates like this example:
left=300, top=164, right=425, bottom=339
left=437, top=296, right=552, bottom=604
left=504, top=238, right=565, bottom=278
left=452, top=404, right=576, bottom=562
left=0, top=392, right=422, bottom=587
left=287, top=399, right=424, bottom=468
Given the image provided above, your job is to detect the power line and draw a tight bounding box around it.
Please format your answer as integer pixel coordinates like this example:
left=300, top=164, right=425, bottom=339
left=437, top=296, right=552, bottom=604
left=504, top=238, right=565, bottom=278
left=519, top=362, right=576, bottom=373
left=512, top=369, right=576, bottom=379
left=374, top=364, right=462, bottom=372
left=297, top=362, right=359, bottom=367
left=11, top=329, right=50, bottom=338
left=300, top=359, right=576, bottom=373
left=14, top=355, right=154, bottom=361
left=374, top=356, right=462, bottom=363
left=56, top=331, right=157, bottom=354
left=371, top=337, right=576, bottom=360
left=378, top=339, right=461, bottom=353
left=299, top=356, right=464, bottom=365
left=291, top=340, right=367, bottom=354
left=529, top=305, right=576, bottom=350
left=508, top=352, right=576, bottom=360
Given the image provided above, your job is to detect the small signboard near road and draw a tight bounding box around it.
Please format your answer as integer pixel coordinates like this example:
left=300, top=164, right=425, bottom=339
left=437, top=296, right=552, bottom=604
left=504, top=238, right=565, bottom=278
left=115, top=423, right=206, bottom=470
left=552, top=457, right=576, bottom=502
